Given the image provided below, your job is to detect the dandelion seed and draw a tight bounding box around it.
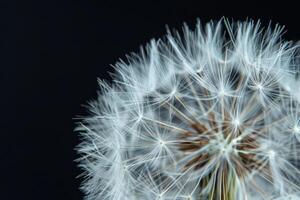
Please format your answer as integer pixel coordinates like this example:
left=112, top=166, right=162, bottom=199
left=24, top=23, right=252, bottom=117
left=293, top=126, right=300, bottom=134
left=76, top=19, right=300, bottom=200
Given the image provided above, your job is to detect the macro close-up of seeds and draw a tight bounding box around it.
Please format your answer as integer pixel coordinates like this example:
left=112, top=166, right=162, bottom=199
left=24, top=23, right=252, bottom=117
left=76, top=19, right=300, bottom=200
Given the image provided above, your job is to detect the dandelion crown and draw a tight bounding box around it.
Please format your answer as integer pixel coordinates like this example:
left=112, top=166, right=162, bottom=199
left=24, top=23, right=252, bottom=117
left=76, top=19, right=300, bottom=200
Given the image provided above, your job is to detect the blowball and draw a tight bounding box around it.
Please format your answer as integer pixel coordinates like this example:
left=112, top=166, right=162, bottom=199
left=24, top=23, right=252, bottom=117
left=76, top=19, right=300, bottom=200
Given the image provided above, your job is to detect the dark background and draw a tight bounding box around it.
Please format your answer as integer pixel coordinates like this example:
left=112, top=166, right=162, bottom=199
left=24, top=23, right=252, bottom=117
left=2, top=0, right=300, bottom=199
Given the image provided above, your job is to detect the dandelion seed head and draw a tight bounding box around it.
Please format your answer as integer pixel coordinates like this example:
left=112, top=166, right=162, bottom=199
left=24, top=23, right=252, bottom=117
left=76, top=19, right=300, bottom=200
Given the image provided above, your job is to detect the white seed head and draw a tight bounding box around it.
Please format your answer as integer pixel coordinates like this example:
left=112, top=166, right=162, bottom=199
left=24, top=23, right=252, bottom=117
left=76, top=19, right=300, bottom=200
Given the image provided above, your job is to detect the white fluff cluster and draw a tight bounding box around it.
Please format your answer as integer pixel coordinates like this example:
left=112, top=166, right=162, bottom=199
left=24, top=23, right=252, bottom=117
left=76, top=19, right=300, bottom=200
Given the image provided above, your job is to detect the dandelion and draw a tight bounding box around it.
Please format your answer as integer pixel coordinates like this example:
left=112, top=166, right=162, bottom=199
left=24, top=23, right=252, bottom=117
left=76, top=19, right=300, bottom=200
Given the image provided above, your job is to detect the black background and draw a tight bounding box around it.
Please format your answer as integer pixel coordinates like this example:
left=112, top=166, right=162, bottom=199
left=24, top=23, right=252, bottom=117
left=2, top=0, right=300, bottom=199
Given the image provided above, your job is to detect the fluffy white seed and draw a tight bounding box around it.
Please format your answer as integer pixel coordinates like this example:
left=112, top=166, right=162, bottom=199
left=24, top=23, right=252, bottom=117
left=76, top=19, right=300, bottom=200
